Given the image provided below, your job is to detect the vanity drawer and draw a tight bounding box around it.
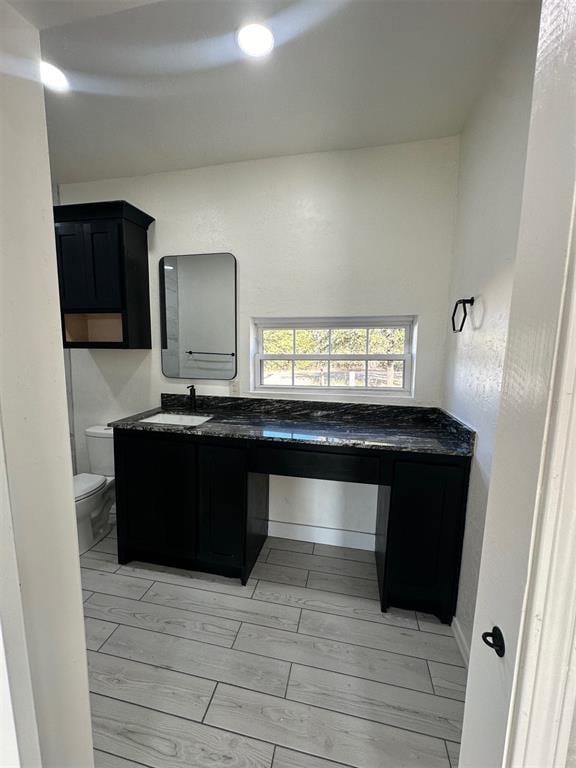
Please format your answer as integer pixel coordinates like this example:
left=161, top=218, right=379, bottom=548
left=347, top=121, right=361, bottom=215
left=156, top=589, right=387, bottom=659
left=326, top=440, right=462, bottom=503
left=249, top=445, right=380, bottom=484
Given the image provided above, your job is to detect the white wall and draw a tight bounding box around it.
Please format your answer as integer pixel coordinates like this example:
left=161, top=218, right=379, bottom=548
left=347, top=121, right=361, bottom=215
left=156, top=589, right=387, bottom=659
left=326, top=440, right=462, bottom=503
left=443, top=11, right=539, bottom=659
left=0, top=402, right=38, bottom=767
left=569, top=718, right=576, bottom=767
left=0, top=2, right=93, bottom=764
left=60, top=137, right=459, bottom=547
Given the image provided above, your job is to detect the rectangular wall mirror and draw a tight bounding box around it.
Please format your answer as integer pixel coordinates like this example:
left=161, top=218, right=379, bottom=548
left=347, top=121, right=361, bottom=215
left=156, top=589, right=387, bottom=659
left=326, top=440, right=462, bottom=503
left=159, top=252, right=237, bottom=379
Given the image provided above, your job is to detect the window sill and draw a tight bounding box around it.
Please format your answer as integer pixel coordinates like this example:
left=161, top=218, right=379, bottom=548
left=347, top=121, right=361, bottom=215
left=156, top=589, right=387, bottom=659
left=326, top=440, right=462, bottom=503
left=250, top=386, right=415, bottom=403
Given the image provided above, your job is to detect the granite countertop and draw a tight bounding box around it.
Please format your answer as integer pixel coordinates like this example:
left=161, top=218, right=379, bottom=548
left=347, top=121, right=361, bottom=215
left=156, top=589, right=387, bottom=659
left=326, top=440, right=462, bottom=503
left=109, top=394, right=475, bottom=457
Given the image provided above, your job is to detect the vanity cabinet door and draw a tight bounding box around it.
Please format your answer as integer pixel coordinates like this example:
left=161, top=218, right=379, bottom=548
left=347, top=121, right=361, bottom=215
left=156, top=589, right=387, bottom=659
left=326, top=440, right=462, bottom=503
left=197, top=446, right=246, bottom=573
left=116, top=433, right=197, bottom=564
left=381, top=460, right=468, bottom=623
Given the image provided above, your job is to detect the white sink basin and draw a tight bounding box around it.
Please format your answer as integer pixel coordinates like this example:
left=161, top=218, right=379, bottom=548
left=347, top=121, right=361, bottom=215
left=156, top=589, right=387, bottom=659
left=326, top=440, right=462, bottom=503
left=141, top=413, right=213, bottom=427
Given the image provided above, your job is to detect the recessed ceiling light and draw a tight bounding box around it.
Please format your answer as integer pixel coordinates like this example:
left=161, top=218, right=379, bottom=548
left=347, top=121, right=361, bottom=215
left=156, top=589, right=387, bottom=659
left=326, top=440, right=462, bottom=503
left=40, top=61, right=69, bottom=92
left=237, top=24, right=275, bottom=58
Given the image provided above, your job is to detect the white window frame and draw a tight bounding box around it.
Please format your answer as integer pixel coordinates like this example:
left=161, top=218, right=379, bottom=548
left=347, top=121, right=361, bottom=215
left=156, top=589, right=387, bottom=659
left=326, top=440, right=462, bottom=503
left=252, top=316, right=416, bottom=396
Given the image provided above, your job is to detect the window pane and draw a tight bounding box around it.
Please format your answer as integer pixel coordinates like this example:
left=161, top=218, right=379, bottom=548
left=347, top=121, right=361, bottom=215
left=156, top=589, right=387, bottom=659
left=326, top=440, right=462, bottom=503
left=368, top=327, right=406, bottom=354
left=331, top=328, right=367, bottom=354
left=262, top=359, right=292, bottom=386
left=295, top=328, right=329, bottom=354
left=330, top=360, right=367, bottom=387
left=294, top=359, right=328, bottom=387
left=367, top=360, right=404, bottom=388
left=262, top=329, right=293, bottom=354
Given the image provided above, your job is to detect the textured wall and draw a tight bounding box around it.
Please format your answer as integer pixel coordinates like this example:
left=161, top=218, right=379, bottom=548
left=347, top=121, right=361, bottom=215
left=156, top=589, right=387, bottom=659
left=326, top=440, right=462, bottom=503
left=443, top=11, right=539, bottom=657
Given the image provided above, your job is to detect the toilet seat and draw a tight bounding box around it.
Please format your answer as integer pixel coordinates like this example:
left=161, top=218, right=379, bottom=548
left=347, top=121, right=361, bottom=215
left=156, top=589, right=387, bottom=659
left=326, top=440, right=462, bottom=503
left=74, top=472, right=106, bottom=502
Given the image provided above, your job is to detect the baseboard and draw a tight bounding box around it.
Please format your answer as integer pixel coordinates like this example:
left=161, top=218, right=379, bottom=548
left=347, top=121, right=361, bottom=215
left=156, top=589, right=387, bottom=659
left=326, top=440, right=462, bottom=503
left=451, top=615, right=470, bottom=667
left=268, top=521, right=375, bottom=551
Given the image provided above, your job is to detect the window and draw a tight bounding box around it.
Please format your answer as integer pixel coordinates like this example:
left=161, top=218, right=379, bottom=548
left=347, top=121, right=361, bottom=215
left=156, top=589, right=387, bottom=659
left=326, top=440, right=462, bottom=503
left=253, top=317, right=415, bottom=394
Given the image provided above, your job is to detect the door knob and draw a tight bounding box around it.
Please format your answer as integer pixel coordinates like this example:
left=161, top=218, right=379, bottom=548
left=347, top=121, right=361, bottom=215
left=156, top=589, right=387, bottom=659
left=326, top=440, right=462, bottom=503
left=482, top=625, right=505, bottom=657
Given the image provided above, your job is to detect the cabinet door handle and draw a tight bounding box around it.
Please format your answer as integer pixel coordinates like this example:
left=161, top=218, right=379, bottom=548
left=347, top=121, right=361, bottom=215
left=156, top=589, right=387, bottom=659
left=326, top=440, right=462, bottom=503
left=481, top=625, right=505, bottom=657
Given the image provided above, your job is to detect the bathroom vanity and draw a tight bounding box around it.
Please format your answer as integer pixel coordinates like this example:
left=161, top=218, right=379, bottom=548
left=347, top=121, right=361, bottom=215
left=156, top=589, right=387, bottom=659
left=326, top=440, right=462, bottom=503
left=111, top=395, right=474, bottom=623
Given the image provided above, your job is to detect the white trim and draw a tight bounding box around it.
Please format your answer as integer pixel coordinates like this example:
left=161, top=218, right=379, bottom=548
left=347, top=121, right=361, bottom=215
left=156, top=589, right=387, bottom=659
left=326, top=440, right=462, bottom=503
left=268, top=521, right=375, bottom=551
left=252, top=315, right=414, bottom=329
left=452, top=615, right=471, bottom=668
left=505, top=228, right=576, bottom=767
left=500, top=0, right=576, bottom=762
left=0, top=408, right=41, bottom=765
left=252, top=315, right=416, bottom=395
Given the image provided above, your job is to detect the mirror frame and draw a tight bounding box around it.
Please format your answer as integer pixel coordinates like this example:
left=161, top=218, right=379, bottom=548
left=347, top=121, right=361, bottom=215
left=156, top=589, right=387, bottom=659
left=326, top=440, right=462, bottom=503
left=159, top=252, right=238, bottom=380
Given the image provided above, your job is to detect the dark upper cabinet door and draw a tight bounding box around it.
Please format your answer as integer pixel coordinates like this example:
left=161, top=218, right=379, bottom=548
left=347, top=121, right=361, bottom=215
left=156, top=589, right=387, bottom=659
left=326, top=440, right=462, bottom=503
left=116, top=434, right=197, bottom=562
left=55, top=222, right=89, bottom=309
left=85, top=221, right=122, bottom=308
left=55, top=220, right=122, bottom=310
left=197, top=445, right=246, bottom=570
left=384, top=461, right=467, bottom=622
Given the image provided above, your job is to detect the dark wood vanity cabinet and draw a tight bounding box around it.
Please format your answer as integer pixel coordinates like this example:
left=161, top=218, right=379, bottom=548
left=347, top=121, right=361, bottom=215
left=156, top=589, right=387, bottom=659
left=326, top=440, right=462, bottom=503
left=114, top=424, right=470, bottom=621
left=54, top=201, right=154, bottom=349
left=376, top=459, right=469, bottom=624
left=114, top=431, right=268, bottom=582
left=115, top=432, right=198, bottom=564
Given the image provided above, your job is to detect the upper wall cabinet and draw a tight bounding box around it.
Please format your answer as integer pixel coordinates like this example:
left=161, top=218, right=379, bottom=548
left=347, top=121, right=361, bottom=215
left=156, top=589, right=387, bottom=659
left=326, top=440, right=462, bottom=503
left=54, top=201, right=155, bottom=349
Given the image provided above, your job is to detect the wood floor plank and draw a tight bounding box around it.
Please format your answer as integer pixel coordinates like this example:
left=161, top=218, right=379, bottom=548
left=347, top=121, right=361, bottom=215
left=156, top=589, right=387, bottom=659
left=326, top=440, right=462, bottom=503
left=428, top=662, right=467, bottom=702
left=253, top=581, right=416, bottom=629
left=91, top=537, right=119, bottom=556
left=287, top=665, right=463, bottom=741
left=102, top=624, right=291, bottom=697
left=306, top=572, right=380, bottom=600
left=204, top=684, right=449, bottom=768
left=83, top=590, right=94, bottom=602
left=118, top=562, right=257, bottom=598
left=267, top=550, right=376, bottom=580
left=87, top=650, right=215, bottom=721
left=84, top=592, right=239, bottom=648
left=85, top=617, right=118, bottom=651
left=91, top=693, right=274, bottom=768
left=446, top=740, right=460, bottom=767
left=250, top=562, right=308, bottom=587
left=143, top=581, right=300, bottom=631
left=81, top=569, right=153, bottom=600
left=94, top=750, right=148, bottom=768
left=81, top=551, right=120, bottom=573
left=273, top=749, right=353, bottom=768
left=312, top=544, right=375, bottom=564
left=234, top=624, right=433, bottom=693
left=299, top=610, right=464, bottom=666
left=417, top=613, right=454, bottom=637
left=266, top=537, right=314, bottom=554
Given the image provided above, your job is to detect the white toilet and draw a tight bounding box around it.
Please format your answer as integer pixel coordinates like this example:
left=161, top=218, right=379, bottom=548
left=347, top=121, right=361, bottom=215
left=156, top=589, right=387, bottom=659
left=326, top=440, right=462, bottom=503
left=74, top=425, right=115, bottom=554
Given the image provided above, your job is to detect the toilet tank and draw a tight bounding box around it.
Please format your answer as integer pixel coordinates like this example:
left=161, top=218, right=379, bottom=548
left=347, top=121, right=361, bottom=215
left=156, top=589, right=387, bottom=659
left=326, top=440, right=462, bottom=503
left=85, top=425, right=115, bottom=476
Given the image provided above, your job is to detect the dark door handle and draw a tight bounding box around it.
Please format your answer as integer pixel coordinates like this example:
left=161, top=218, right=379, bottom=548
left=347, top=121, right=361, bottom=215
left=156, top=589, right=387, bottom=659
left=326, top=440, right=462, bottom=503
left=482, top=625, right=505, bottom=657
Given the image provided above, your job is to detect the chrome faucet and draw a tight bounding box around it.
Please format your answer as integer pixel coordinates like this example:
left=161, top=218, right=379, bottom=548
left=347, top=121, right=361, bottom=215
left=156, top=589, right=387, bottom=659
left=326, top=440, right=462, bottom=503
left=186, top=385, right=197, bottom=411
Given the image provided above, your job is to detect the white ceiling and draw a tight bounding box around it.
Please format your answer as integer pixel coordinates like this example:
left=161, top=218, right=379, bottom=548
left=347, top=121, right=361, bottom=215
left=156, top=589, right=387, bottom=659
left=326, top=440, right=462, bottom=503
left=12, top=0, right=161, bottom=29
left=36, top=0, right=533, bottom=184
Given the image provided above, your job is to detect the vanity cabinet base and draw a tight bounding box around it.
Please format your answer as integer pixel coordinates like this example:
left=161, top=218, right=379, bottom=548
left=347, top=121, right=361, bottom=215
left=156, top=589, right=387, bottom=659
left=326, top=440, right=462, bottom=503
left=114, top=430, right=269, bottom=583
left=376, top=459, right=469, bottom=624
left=114, top=428, right=470, bottom=621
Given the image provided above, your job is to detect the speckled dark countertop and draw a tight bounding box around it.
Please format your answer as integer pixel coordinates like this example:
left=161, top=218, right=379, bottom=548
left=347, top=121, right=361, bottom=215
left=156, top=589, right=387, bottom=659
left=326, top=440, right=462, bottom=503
left=109, top=394, right=475, bottom=457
